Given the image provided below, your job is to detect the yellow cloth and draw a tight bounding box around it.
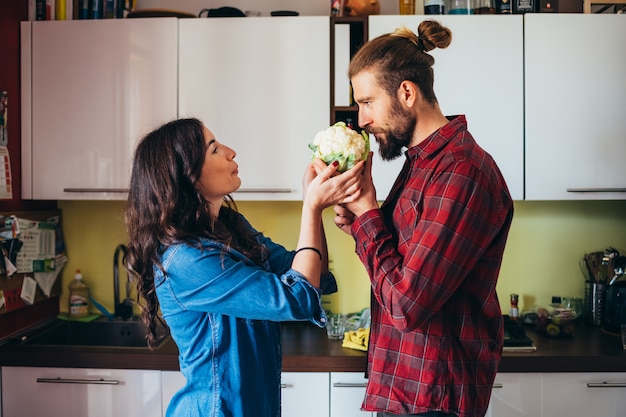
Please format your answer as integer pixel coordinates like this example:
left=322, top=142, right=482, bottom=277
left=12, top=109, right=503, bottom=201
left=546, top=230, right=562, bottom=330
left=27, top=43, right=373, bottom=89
left=341, top=327, right=369, bottom=351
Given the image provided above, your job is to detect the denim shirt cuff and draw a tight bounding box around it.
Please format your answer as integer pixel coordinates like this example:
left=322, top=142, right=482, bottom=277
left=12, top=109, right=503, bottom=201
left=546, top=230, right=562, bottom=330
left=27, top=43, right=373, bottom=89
left=281, top=269, right=328, bottom=328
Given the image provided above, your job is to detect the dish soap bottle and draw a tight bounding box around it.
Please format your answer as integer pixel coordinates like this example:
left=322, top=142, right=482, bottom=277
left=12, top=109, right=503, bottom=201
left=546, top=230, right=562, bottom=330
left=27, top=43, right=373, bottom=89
left=509, top=293, right=519, bottom=320
left=68, top=269, right=90, bottom=319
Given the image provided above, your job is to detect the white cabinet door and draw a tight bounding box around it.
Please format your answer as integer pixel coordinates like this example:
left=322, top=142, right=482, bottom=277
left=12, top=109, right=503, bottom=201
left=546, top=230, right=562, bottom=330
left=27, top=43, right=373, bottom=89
left=330, top=372, right=373, bottom=417
left=525, top=15, right=626, bottom=200
left=542, top=373, right=626, bottom=417
left=282, top=372, right=330, bottom=417
left=485, top=373, right=543, bottom=417
left=21, top=19, right=178, bottom=200
left=178, top=17, right=330, bottom=201
left=161, top=370, right=185, bottom=416
left=368, top=16, right=524, bottom=201
left=162, top=371, right=329, bottom=417
left=1, top=366, right=162, bottom=417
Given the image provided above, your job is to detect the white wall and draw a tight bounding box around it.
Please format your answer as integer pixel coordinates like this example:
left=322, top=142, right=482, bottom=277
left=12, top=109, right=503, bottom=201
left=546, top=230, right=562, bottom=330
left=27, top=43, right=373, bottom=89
left=135, top=0, right=400, bottom=16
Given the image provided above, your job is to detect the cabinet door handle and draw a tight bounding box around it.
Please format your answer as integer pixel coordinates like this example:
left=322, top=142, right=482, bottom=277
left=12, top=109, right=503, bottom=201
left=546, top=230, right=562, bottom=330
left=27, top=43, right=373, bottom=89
left=280, top=383, right=293, bottom=389
left=332, top=382, right=368, bottom=388
left=586, top=382, right=626, bottom=388
left=492, top=383, right=503, bottom=389
left=36, top=377, right=120, bottom=385
left=566, top=188, right=626, bottom=193
left=63, top=188, right=129, bottom=193
left=236, top=188, right=293, bottom=193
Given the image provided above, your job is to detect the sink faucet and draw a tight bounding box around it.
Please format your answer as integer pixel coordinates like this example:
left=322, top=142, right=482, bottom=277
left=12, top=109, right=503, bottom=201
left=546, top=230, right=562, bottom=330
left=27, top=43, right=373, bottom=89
left=113, top=244, right=133, bottom=320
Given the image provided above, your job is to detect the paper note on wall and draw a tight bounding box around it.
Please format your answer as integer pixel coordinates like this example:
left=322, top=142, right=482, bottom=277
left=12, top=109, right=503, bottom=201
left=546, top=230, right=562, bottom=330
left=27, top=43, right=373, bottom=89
left=34, top=254, right=67, bottom=297
left=14, top=218, right=56, bottom=273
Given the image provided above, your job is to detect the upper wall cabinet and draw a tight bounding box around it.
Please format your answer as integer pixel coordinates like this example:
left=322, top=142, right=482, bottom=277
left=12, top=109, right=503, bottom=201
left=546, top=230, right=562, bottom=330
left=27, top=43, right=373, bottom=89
left=367, top=16, right=524, bottom=201
left=524, top=14, right=626, bottom=200
left=178, top=17, right=330, bottom=201
left=21, top=19, right=178, bottom=200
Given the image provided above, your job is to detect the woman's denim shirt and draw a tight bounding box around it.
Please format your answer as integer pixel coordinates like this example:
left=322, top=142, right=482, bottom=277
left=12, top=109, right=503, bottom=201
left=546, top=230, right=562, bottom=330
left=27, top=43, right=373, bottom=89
left=155, top=221, right=336, bottom=417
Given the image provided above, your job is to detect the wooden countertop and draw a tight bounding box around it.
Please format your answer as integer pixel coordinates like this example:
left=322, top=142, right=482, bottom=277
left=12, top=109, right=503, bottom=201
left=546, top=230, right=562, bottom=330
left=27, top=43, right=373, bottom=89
left=1, top=321, right=625, bottom=373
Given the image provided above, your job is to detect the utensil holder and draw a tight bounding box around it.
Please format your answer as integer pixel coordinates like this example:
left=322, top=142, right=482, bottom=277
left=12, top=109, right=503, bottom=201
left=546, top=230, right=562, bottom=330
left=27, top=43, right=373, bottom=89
left=584, top=281, right=605, bottom=326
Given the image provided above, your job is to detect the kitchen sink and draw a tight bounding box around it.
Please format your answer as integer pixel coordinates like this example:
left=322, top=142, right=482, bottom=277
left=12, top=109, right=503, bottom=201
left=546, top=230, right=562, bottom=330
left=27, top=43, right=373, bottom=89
left=13, top=317, right=169, bottom=349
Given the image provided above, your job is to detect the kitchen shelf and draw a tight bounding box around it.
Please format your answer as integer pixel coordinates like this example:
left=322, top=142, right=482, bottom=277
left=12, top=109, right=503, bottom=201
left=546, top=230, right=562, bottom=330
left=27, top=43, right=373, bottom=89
left=330, top=16, right=367, bottom=125
left=584, top=0, right=626, bottom=12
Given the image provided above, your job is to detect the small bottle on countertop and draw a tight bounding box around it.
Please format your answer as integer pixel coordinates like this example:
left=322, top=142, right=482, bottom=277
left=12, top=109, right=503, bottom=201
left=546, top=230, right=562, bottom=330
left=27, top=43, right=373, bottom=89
left=68, top=269, right=90, bottom=319
left=495, top=0, right=513, bottom=13
left=474, top=0, right=495, bottom=13
left=446, top=0, right=474, bottom=14
left=513, top=0, right=538, bottom=13
left=510, top=293, right=519, bottom=320
left=424, top=0, right=445, bottom=14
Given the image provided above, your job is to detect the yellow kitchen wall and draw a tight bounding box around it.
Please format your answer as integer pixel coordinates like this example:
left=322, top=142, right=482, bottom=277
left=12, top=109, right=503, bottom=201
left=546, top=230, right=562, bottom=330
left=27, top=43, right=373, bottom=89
left=57, top=200, right=626, bottom=317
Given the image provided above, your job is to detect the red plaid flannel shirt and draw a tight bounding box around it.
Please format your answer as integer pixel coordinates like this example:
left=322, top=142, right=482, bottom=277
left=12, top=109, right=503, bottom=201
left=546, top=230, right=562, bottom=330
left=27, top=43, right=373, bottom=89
left=352, top=115, right=513, bottom=417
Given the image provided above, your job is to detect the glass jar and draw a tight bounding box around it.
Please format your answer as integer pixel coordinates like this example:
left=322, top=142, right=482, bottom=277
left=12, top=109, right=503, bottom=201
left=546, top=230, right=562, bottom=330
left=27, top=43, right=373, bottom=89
left=399, top=0, right=416, bottom=14
left=562, top=297, right=584, bottom=322
left=446, top=0, right=474, bottom=13
left=474, top=0, right=495, bottom=13
left=424, top=0, right=446, bottom=14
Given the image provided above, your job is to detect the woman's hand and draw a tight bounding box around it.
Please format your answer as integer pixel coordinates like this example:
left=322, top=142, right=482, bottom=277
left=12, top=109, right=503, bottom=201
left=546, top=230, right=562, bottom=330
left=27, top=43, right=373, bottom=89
left=331, top=152, right=378, bottom=235
left=302, top=159, right=365, bottom=213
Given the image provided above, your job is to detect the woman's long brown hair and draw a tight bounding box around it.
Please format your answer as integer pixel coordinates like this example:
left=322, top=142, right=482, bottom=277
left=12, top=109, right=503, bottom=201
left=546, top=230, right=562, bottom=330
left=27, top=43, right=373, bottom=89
left=124, top=118, right=267, bottom=348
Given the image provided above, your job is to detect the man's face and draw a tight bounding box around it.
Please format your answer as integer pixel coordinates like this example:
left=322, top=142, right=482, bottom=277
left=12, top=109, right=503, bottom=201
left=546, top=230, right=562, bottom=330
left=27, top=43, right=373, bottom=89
left=351, top=70, right=416, bottom=161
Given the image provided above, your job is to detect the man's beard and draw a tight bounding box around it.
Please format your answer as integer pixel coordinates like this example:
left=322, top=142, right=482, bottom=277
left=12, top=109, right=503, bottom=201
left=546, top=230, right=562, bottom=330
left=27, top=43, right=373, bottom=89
left=366, top=99, right=416, bottom=161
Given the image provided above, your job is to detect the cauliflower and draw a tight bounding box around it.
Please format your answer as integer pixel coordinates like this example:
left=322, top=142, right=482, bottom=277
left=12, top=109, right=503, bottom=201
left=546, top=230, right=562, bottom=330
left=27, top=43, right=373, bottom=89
left=308, top=122, right=370, bottom=173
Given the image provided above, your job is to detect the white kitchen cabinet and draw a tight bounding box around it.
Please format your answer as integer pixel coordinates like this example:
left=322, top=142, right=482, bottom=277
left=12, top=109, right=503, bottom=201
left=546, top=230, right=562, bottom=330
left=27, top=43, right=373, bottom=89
left=485, top=373, right=543, bottom=417
left=282, top=372, right=330, bottom=417
left=524, top=15, right=626, bottom=200
left=1, top=366, right=162, bottom=417
left=542, top=373, right=626, bottom=417
left=178, top=17, right=330, bottom=201
left=367, top=16, right=524, bottom=201
left=20, top=19, right=178, bottom=200
left=330, top=372, right=373, bottom=417
left=161, top=371, right=329, bottom=417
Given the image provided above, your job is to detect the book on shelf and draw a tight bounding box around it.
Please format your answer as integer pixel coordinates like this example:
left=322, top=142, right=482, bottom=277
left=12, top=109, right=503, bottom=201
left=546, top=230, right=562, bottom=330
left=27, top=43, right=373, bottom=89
left=31, top=0, right=73, bottom=20
left=55, top=0, right=73, bottom=20
left=46, top=0, right=55, bottom=20
left=29, top=0, right=130, bottom=20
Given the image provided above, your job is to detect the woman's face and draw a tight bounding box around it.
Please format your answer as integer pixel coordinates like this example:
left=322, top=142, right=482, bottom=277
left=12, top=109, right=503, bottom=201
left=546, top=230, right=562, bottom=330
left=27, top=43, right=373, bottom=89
left=196, top=126, right=241, bottom=206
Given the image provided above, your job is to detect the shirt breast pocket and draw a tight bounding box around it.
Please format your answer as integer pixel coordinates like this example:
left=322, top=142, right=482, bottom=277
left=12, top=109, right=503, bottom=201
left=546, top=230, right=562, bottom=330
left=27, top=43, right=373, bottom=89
left=396, top=196, right=422, bottom=247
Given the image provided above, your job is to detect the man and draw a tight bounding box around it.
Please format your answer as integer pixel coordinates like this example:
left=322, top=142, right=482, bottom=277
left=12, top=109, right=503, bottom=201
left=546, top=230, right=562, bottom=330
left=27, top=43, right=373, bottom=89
left=333, top=20, right=514, bottom=417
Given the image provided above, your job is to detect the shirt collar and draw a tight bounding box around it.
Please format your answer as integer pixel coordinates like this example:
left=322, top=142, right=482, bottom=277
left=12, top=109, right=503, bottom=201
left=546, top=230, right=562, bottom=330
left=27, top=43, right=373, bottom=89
left=405, top=114, right=467, bottom=160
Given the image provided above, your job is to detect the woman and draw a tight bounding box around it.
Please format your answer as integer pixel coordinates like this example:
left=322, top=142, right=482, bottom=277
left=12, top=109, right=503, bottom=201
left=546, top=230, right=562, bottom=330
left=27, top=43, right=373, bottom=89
left=124, top=118, right=363, bottom=417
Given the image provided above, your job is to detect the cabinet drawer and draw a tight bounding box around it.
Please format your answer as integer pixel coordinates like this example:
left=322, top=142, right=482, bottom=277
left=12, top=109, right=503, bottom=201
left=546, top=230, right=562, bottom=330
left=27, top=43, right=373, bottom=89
left=1, top=366, right=162, bottom=417
left=282, top=372, right=329, bottom=417
left=330, top=372, right=373, bottom=417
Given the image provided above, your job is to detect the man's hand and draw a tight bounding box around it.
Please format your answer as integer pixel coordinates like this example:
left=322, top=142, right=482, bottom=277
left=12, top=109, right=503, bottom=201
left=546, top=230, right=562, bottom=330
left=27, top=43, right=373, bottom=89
left=333, top=204, right=356, bottom=235
left=332, top=152, right=378, bottom=234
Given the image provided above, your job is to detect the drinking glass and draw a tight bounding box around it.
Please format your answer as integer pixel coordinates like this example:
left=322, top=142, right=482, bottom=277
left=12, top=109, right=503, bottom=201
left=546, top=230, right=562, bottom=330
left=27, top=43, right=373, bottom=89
left=326, top=313, right=347, bottom=340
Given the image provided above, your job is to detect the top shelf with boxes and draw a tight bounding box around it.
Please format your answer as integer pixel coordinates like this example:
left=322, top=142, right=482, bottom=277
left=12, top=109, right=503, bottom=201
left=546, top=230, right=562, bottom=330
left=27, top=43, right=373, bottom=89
left=330, top=16, right=367, bottom=126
